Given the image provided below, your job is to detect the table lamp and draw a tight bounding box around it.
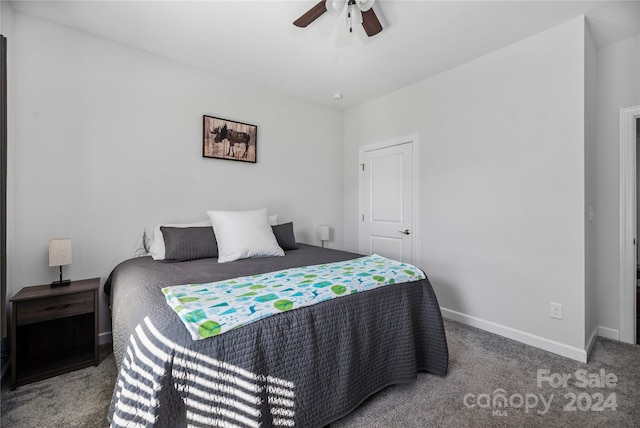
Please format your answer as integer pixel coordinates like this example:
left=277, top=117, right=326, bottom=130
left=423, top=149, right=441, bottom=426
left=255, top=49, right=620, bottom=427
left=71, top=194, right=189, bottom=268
left=317, top=225, right=330, bottom=248
left=49, top=238, right=72, bottom=287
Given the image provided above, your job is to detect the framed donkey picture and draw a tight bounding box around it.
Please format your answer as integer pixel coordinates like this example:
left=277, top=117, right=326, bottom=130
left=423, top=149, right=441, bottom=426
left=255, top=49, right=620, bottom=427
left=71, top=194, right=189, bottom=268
left=203, top=115, right=257, bottom=163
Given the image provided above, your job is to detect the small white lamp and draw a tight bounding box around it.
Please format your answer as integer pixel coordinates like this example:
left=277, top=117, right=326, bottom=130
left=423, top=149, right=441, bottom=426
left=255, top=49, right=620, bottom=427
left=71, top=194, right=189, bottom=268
left=317, top=225, right=330, bottom=248
left=49, top=238, right=72, bottom=287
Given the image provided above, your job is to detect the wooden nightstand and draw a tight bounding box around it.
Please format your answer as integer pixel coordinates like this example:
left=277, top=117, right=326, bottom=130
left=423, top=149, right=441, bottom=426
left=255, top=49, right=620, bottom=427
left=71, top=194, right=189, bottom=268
left=10, top=277, right=100, bottom=390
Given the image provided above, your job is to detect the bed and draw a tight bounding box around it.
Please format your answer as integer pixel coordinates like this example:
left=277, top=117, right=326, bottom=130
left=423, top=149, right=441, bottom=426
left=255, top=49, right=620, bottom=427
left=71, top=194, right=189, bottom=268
left=106, top=226, right=448, bottom=427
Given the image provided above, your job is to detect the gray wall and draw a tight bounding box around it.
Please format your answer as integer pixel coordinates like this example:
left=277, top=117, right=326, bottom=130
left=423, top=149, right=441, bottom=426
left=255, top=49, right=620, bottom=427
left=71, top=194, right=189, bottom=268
left=7, top=12, right=345, bottom=340
left=344, top=17, right=589, bottom=360
left=584, top=22, right=598, bottom=349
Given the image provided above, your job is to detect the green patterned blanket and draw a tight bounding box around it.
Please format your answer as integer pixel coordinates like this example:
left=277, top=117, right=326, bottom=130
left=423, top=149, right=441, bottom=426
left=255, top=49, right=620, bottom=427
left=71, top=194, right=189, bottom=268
left=162, top=254, right=425, bottom=340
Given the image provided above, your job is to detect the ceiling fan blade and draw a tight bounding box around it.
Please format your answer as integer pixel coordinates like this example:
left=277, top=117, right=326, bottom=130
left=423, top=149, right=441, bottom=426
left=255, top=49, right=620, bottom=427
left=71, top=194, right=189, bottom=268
left=361, top=8, right=382, bottom=36
left=293, top=1, right=328, bottom=28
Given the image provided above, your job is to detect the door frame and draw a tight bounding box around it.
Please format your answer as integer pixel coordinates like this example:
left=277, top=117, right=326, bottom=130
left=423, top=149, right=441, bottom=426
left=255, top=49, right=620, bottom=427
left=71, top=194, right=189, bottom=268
left=619, top=105, right=640, bottom=344
left=358, top=134, right=420, bottom=265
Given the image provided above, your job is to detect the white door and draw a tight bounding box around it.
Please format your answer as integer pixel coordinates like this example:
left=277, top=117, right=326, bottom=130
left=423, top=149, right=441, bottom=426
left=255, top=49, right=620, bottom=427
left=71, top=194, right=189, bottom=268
left=359, top=141, right=414, bottom=263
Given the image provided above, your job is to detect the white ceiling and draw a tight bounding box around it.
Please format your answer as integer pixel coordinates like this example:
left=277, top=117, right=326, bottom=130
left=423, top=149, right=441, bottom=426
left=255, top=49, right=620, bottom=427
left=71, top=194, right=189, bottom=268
left=8, top=0, right=640, bottom=109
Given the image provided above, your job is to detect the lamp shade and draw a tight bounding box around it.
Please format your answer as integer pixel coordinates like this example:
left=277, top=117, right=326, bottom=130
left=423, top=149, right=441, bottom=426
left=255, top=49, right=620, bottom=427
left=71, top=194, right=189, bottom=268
left=317, top=225, right=330, bottom=242
left=49, top=238, right=72, bottom=267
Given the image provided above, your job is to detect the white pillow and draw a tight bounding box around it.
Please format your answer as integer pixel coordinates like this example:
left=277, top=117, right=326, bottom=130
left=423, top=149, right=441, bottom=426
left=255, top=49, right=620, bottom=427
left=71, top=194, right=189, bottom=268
left=207, top=208, right=284, bottom=263
left=268, top=214, right=278, bottom=226
left=148, top=220, right=211, bottom=260
left=132, top=225, right=160, bottom=257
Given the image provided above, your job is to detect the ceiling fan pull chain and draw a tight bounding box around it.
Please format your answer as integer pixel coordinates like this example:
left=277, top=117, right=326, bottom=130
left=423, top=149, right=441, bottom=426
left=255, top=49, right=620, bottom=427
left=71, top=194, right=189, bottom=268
left=348, top=2, right=353, bottom=32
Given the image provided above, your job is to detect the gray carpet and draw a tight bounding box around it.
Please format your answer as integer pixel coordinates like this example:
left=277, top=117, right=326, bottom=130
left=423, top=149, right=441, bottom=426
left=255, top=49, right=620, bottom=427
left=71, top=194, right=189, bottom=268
left=1, top=345, right=115, bottom=428
left=1, top=319, right=638, bottom=427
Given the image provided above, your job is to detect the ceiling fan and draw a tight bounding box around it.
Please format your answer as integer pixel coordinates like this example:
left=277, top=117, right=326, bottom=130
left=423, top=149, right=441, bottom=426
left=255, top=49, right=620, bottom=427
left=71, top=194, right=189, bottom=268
left=294, top=0, right=383, bottom=37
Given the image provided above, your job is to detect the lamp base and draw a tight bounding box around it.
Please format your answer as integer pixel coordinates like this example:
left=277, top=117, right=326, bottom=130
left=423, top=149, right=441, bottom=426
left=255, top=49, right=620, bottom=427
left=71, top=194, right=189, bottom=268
left=51, top=279, right=71, bottom=288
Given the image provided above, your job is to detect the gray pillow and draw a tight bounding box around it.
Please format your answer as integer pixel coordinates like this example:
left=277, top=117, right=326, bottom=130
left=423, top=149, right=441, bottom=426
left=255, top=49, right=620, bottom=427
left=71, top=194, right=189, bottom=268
left=160, top=226, right=218, bottom=262
left=271, top=222, right=298, bottom=251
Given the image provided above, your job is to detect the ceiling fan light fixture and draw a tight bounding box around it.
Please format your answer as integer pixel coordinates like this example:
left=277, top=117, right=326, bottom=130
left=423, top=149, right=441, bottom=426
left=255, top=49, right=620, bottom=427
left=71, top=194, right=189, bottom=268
left=294, top=0, right=382, bottom=37
left=356, top=0, right=375, bottom=12
left=325, top=0, right=346, bottom=17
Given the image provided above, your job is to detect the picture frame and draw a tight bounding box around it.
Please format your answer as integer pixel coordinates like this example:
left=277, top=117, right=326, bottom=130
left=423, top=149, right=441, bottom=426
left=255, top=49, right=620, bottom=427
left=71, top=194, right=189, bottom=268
left=203, top=115, right=257, bottom=163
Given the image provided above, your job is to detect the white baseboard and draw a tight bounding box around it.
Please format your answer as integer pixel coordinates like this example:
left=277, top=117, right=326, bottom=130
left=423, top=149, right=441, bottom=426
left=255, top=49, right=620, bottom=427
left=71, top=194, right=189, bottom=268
left=586, top=325, right=620, bottom=361
left=586, top=325, right=599, bottom=359
left=441, top=307, right=588, bottom=363
left=99, top=331, right=112, bottom=346
left=597, top=325, right=619, bottom=340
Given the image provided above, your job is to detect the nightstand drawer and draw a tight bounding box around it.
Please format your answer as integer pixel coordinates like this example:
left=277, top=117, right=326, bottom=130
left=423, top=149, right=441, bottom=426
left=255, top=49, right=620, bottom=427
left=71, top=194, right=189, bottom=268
left=15, top=291, right=94, bottom=326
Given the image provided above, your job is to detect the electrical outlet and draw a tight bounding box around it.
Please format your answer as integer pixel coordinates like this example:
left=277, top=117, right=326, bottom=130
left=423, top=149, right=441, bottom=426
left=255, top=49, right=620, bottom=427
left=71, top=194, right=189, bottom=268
left=550, top=302, right=563, bottom=319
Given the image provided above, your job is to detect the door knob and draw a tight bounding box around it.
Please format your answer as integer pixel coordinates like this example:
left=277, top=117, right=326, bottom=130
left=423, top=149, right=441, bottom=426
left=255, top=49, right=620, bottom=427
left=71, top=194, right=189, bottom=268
left=399, top=229, right=410, bottom=235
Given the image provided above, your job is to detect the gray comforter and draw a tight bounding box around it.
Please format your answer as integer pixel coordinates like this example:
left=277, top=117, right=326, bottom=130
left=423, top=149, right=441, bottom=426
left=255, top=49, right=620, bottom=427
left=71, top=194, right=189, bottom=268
left=107, top=244, right=448, bottom=427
